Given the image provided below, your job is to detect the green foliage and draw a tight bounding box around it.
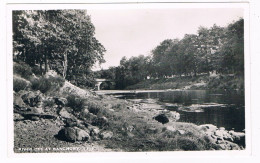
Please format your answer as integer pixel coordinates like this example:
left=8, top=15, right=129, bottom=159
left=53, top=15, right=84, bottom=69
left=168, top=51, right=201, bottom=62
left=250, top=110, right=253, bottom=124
left=13, top=77, right=29, bottom=92
left=31, top=76, right=65, bottom=93
left=13, top=62, right=33, bottom=78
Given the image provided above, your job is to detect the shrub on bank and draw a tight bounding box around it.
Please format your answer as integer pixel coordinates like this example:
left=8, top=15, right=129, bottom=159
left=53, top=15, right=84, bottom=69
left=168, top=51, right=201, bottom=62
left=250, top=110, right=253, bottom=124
left=31, top=76, right=65, bottom=94
left=13, top=77, right=29, bottom=92
left=66, top=94, right=86, bottom=112
left=42, top=98, right=56, bottom=108
left=207, top=75, right=244, bottom=90
left=31, top=66, right=43, bottom=76
left=87, top=101, right=103, bottom=115
left=13, top=62, right=33, bottom=79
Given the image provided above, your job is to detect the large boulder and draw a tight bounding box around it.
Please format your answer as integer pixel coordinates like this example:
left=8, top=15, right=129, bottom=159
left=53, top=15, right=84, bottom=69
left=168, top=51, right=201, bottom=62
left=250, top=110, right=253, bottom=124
left=199, top=124, right=218, bottom=139
left=13, top=92, right=27, bottom=109
left=99, top=131, right=113, bottom=139
left=166, top=126, right=176, bottom=132
left=54, top=97, right=67, bottom=107
left=88, top=125, right=101, bottom=141
left=64, top=118, right=78, bottom=127
left=21, top=91, right=43, bottom=108
left=226, top=141, right=241, bottom=150
left=91, top=116, right=109, bottom=128
left=59, top=108, right=72, bottom=119
left=154, top=114, right=169, bottom=124
left=217, top=128, right=233, bottom=142
left=164, top=111, right=180, bottom=122
left=89, top=126, right=100, bottom=136
left=154, top=111, right=180, bottom=124
left=228, top=130, right=245, bottom=141
left=199, top=124, right=218, bottom=133
left=44, top=70, right=58, bottom=78
left=30, top=107, right=44, bottom=114
left=13, top=113, right=24, bottom=121
left=228, top=130, right=245, bottom=146
left=59, top=81, right=91, bottom=98
left=217, top=141, right=241, bottom=150
left=176, top=129, right=185, bottom=135
left=58, top=127, right=90, bottom=142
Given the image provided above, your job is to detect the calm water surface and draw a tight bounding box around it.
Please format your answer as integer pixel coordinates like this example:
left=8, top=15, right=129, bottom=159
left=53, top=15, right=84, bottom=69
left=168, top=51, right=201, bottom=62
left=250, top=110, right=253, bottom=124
left=107, top=90, right=245, bottom=132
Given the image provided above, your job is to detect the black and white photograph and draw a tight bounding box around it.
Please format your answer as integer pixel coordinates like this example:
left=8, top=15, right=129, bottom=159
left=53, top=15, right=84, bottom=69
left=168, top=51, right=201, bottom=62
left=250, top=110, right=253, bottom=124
left=10, top=3, right=249, bottom=153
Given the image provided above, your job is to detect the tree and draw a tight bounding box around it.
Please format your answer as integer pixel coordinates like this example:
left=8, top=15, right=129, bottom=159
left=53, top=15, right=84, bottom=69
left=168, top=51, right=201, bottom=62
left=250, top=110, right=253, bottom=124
left=178, top=34, right=199, bottom=76
left=151, top=39, right=174, bottom=78
left=114, top=55, right=150, bottom=89
left=13, top=10, right=106, bottom=88
left=219, top=18, right=244, bottom=75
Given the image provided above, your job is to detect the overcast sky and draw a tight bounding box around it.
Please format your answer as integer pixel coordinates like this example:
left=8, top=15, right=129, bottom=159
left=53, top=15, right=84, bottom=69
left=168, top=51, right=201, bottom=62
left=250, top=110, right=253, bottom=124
left=88, top=8, right=243, bottom=70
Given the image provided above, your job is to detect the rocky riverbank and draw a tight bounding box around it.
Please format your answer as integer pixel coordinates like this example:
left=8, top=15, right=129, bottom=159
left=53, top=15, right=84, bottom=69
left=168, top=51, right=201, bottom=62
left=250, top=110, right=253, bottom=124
left=124, top=99, right=245, bottom=150
left=13, top=71, right=245, bottom=152
left=13, top=81, right=121, bottom=153
left=199, top=124, right=245, bottom=150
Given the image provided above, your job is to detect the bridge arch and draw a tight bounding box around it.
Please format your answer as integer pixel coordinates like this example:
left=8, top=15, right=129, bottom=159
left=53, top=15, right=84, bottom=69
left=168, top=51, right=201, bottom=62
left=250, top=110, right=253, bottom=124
left=94, top=78, right=115, bottom=91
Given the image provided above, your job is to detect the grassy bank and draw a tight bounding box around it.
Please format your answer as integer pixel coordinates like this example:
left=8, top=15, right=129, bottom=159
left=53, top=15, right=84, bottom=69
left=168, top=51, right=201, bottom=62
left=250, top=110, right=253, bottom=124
left=125, top=74, right=244, bottom=91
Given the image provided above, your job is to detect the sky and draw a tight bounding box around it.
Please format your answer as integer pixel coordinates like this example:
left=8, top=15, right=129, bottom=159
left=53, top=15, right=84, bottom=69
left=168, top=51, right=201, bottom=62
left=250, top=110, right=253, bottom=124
left=88, top=8, right=243, bottom=70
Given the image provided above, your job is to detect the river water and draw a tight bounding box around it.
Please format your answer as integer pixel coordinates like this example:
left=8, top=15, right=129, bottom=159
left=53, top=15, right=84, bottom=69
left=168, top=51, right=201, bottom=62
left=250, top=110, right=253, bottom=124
left=103, top=90, right=245, bottom=132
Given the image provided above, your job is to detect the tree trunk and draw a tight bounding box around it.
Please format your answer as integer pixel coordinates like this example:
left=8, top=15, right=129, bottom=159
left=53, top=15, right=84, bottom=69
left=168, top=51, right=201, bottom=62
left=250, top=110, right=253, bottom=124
left=40, top=61, right=43, bottom=75
left=44, top=52, right=49, bottom=74
left=62, top=52, right=68, bottom=78
left=23, top=48, right=26, bottom=62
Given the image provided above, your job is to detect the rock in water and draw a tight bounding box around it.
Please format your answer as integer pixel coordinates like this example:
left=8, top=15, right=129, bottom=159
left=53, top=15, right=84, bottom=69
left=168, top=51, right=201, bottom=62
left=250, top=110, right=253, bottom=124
left=154, top=114, right=169, bottom=124
left=228, top=130, right=245, bottom=141
left=58, top=127, right=90, bottom=142
left=165, top=111, right=180, bottom=122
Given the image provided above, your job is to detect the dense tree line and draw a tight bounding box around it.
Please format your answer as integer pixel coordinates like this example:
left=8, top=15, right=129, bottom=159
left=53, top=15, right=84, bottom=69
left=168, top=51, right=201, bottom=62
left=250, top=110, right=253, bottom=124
left=13, top=10, right=105, bottom=88
left=96, top=18, right=244, bottom=89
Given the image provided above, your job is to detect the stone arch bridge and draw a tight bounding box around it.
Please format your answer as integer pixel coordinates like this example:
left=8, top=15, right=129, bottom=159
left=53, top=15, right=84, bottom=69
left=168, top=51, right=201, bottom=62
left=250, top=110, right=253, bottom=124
left=94, top=78, right=115, bottom=91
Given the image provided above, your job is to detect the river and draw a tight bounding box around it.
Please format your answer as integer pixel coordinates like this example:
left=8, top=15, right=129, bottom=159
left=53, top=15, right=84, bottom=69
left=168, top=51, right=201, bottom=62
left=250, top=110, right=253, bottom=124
left=97, top=89, right=245, bottom=132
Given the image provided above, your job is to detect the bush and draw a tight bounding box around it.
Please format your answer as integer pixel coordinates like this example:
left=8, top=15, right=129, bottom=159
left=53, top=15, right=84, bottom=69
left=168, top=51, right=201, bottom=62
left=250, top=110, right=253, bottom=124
left=13, top=62, right=32, bottom=78
left=31, top=76, right=65, bottom=93
left=66, top=95, right=86, bottom=112
left=31, top=66, right=42, bottom=76
left=42, top=98, right=55, bottom=108
left=87, top=101, right=103, bottom=115
left=13, top=77, right=29, bottom=92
